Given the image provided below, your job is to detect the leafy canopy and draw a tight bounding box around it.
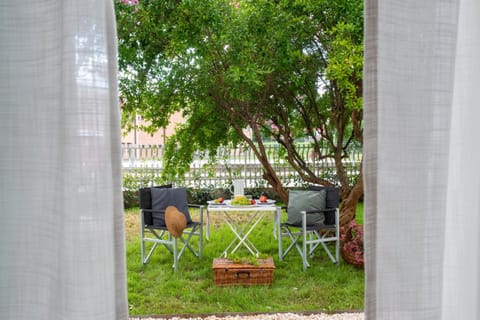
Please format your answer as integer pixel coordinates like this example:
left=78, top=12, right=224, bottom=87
left=116, top=0, right=363, bottom=209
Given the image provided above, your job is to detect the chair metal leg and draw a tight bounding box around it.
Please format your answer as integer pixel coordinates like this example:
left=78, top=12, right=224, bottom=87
left=143, top=242, right=159, bottom=264
left=278, top=213, right=283, bottom=261
left=198, top=206, right=204, bottom=258
left=178, top=229, right=199, bottom=258
left=281, top=228, right=300, bottom=258
left=280, top=225, right=311, bottom=269
left=198, top=222, right=203, bottom=258
left=302, top=211, right=310, bottom=270
left=141, top=232, right=146, bottom=265
left=335, top=238, right=339, bottom=264
left=140, top=210, right=146, bottom=265
left=173, top=237, right=178, bottom=271
left=335, top=209, right=340, bottom=264
left=302, top=217, right=308, bottom=271
left=320, top=242, right=337, bottom=263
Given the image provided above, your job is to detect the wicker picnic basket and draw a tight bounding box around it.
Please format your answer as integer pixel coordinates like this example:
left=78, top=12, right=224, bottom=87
left=212, top=257, right=275, bottom=286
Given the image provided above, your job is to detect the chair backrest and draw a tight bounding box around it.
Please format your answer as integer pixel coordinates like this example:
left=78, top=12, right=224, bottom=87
left=139, top=184, right=173, bottom=226
left=308, top=185, right=340, bottom=225
left=150, top=187, right=193, bottom=227
left=286, top=189, right=328, bottom=226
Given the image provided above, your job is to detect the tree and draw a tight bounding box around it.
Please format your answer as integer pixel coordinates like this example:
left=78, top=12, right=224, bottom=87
left=116, top=0, right=364, bottom=225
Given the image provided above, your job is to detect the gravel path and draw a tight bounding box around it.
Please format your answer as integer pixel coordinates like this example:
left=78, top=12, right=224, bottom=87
left=130, top=312, right=364, bottom=320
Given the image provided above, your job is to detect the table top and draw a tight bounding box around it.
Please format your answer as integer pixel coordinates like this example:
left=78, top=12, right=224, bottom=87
left=207, top=200, right=279, bottom=211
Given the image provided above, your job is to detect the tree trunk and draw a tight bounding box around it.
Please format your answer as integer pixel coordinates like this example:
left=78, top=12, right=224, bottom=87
left=339, top=170, right=364, bottom=226
left=262, top=167, right=288, bottom=202
left=338, top=170, right=364, bottom=267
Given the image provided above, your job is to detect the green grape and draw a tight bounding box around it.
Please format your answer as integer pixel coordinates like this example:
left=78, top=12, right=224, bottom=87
left=231, top=195, right=251, bottom=205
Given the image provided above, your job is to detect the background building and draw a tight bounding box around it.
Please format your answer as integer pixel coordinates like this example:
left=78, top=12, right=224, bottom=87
left=122, top=111, right=184, bottom=146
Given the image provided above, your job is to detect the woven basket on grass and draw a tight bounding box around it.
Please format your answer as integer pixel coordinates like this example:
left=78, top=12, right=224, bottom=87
left=340, top=225, right=364, bottom=269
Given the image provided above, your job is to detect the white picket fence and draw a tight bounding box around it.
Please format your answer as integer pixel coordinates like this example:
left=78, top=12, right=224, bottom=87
left=121, top=143, right=362, bottom=190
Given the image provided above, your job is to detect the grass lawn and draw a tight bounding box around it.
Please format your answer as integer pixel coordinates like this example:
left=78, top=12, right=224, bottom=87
left=125, top=204, right=365, bottom=316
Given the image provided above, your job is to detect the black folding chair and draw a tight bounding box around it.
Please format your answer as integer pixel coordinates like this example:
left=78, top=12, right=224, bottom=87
left=139, top=186, right=203, bottom=271
left=278, top=186, right=340, bottom=270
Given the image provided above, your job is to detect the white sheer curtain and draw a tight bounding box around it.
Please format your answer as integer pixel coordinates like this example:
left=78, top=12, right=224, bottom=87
left=364, top=0, right=480, bottom=319
left=0, top=1, right=128, bottom=319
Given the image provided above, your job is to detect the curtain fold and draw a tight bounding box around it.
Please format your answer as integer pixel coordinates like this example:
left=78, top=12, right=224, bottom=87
left=0, top=1, right=128, bottom=319
left=365, top=0, right=480, bottom=319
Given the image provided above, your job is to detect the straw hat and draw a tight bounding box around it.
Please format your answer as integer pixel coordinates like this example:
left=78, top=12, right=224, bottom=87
left=165, top=205, right=187, bottom=238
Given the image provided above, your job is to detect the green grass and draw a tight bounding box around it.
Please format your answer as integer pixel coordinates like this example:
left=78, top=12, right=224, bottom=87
left=356, top=201, right=364, bottom=224
left=125, top=204, right=365, bottom=316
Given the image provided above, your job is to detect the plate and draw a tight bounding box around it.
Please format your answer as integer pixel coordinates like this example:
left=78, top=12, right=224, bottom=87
left=256, top=199, right=276, bottom=205
left=207, top=200, right=226, bottom=205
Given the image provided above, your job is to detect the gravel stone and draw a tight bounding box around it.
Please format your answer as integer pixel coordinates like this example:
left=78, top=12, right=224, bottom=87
left=129, top=312, right=364, bottom=320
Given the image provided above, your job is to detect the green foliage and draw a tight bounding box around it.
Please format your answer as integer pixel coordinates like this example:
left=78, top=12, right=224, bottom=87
left=326, top=22, right=363, bottom=112
left=123, top=190, right=139, bottom=209
left=228, top=254, right=266, bottom=266
left=122, top=166, right=168, bottom=191
left=246, top=182, right=269, bottom=199
left=188, top=184, right=216, bottom=205
left=116, top=0, right=364, bottom=205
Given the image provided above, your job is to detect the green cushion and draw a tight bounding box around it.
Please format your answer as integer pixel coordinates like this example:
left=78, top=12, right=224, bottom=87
left=286, top=190, right=326, bottom=226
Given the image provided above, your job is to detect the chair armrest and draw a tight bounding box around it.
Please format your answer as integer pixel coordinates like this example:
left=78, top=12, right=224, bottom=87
left=304, top=209, right=324, bottom=214
left=283, top=207, right=335, bottom=213
left=301, top=208, right=339, bottom=227
left=304, top=208, right=335, bottom=214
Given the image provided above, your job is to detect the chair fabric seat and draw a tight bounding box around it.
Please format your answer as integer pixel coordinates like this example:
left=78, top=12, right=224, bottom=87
left=281, top=222, right=336, bottom=231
